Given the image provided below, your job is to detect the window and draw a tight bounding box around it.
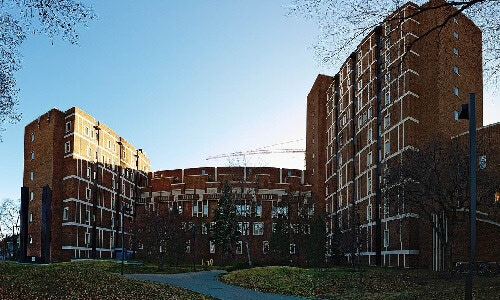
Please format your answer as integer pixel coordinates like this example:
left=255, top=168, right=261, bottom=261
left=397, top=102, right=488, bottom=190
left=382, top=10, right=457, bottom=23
left=453, top=47, right=459, bottom=55
left=384, top=115, right=390, bottom=128
left=31, top=151, right=34, bottom=160
left=367, top=204, right=372, bottom=220
left=203, top=204, right=208, bottom=217
left=178, top=205, right=183, bottom=214
left=287, top=170, right=292, bottom=176
left=238, top=222, right=250, bottom=235
left=236, top=241, right=243, bottom=254
left=368, top=107, right=373, bottom=118
left=31, top=133, right=35, bottom=142
left=86, top=188, right=92, bottom=200
left=65, top=121, right=71, bottom=133
left=385, top=72, right=390, bottom=85
left=338, top=194, right=342, bottom=208
left=385, top=24, right=390, bottom=35
left=368, top=174, right=372, bottom=193
left=385, top=91, right=390, bottom=105
left=30, top=191, right=34, bottom=201
left=186, top=240, right=191, bottom=253
left=210, top=240, right=215, bottom=253
left=454, top=86, right=459, bottom=96
left=386, top=54, right=391, bottom=65
left=85, top=232, right=91, bottom=245
left=263, top=241, right=269, bottom=254
left=384, top=140, right=390, bottom=155
left=201, top=169, right=206, bottom=175
left=453, top=17, right=458, bottom=24
left=63, top=207, right=69, bottom=221
left=384, top=230, right=390, bottom=247
left=358, top=116, right=363, bottom=126
left=367, top=128, right=372, bottom=142
left=453, top=31, right=459, bottom=39
left=358, top=79, right=363, bottom=90
left=30, top=171, right=34, bottom=181
left=201, top=223, right=208, bottom=235
left=64, top=141, right=71, bottom=153
left=86, top=167, right=91, bottom=178
left=253, top=222, right=264, bottom=235
left=192, top=204, right=198, bottom=215
left=107, top=140, right=111, bottom=149
left=367, top=152, right=372, bottom=166
left=29, top=235, right=33, bottom=244
left=85, top=210, right=91, bottom=223
left=385, top=38, right=390, bottom=49
left=85, top=126, right=89, bottom=136
left=29, top=213, right=33, bottom=223
left=256, top=204, right=262, bottom=217
left=454, top=65, right=459, bottom=75
left=290, top=243, right=296, bottom=255
left=384, top=203, right=389, bottom=217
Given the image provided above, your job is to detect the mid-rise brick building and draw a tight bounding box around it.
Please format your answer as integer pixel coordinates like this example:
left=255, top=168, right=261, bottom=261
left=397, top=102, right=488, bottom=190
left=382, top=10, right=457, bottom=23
left=20, top=107, right=150, bottom=262
left=137, top=167, right=313, bottom=264
left=306, top=0, right=499, bottom=269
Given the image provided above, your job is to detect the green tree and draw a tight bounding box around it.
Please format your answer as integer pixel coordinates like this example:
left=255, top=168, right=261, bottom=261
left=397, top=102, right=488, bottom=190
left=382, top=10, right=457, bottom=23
left=269, top=215, right=290, bottom=265
left=212, top=182, right=239, bottom=262
left=305, top=216, right=327, bottom=267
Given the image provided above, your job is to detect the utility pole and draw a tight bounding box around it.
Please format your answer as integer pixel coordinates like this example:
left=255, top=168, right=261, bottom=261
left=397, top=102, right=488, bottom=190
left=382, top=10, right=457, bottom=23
left=455, top=93, right=476, bottom=300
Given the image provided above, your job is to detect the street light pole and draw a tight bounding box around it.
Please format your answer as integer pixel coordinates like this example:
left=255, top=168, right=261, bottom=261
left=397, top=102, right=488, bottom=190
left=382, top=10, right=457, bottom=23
left=455, top=93, right=476, bottom=300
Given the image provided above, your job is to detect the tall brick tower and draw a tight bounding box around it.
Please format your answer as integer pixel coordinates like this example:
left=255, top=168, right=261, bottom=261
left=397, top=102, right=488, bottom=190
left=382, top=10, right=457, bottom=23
left=316, top=0, right=484, bottom=268
left=21, top=107, right=150, bottom=262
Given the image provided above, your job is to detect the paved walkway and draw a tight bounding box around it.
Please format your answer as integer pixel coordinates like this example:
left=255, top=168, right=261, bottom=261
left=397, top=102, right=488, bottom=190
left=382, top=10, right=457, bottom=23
left=127, top=270, right=304, bottom=300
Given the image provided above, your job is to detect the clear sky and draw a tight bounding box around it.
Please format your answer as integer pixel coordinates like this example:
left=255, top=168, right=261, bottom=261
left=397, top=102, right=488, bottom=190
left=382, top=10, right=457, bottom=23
left=0, top=0, right=498, bottom=200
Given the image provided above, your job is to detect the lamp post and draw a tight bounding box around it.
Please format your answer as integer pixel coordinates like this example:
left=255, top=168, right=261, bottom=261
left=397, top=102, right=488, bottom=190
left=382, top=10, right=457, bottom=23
left=454, top=93, right=476, bottom=300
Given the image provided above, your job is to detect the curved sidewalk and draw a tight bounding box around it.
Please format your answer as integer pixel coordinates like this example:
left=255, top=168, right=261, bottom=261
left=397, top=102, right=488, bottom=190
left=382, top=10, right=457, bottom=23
left=127, top=270, right=304, bottom=300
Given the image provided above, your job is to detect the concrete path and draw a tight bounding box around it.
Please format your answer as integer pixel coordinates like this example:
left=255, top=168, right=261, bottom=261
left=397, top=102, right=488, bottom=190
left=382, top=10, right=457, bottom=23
left=127, top=270, right=304, bottom=300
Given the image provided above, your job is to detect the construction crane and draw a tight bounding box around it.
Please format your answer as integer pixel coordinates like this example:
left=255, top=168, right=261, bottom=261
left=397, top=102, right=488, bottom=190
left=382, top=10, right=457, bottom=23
left=205, top=139, right=305, bottom=160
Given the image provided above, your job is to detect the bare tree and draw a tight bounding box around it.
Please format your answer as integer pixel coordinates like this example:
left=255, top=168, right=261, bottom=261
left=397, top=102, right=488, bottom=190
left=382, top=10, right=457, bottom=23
left=383, top=138, right=499, bottom=271
left=0, top=0, right=96, bottom=139
left=0, top=198, right=20, bottom=258
left=288, top=0, right=499, bottom=91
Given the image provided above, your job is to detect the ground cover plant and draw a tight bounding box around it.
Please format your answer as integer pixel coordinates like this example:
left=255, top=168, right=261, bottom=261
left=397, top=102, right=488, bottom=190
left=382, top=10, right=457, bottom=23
left=220, top=266, right=500, bottom=299
left=0, top=261, right=211, bottom=299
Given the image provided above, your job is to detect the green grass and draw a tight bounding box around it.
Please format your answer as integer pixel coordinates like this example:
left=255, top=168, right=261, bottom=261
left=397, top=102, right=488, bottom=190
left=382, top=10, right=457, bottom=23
left=0, top=261, right=212, bottom=299
left=220, top=266, right=500, bottom=299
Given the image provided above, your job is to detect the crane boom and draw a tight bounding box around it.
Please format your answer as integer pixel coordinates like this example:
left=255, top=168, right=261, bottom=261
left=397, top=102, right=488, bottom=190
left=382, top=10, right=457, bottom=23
left=206, top=148, right=305, bottom=160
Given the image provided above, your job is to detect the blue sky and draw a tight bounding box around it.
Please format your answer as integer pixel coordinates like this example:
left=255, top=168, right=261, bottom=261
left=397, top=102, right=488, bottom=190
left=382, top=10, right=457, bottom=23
left=0, top=0, right=498, bottom=200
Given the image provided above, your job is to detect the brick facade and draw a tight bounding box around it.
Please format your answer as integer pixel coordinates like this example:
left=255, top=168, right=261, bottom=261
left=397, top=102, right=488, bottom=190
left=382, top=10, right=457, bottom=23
left=22, top=107, right=150, bottom=262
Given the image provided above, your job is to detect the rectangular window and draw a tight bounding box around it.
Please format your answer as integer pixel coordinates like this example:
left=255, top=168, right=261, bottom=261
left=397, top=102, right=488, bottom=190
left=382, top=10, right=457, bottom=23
left=368, top=107, right=373, bottom=118
left=384, top=115, right=390, bottom=128
left=236, top=241, right=243, bottom=254
left=385, top=91, right=390, bottom=105
left=86, top=167, right=91, bottom=178
left=107, top=140, right=111, bottom=149
left=63, top=207, right=69, bottom=221
left=210, top=240, right=215, bottom=253
left=30, top=171, right=34, bottom=181
left=31, top=133, right=35, bottom=142
left=29, top=213, right=33, bottom=223
left=384, top=202, right=389, bottom=217
left=253, top=222, right=264, bottom=235
left=186, top=240, right=191, bottom=253
left=238, top=222, right=250, bottom=235
left=367, top=204, right=372, bottom=220
left=29, top=235, right=33, bottom=244
left=290, top=243, right=296, bottom=255
left=85, top=210, right=91, bottom=223
left=385, top=38, right=390, bottom=49
left=454, top=86, right=459, bottom=96
left=453, top=17, right=458, bottom=24
left=385, top=72, right=390, bottom=85
left=85, top=126, right=89, bottom=136
left=201, top=223, right=208, bottom=235
left=454, top=65, right=459, bottom=74
left=193, top=204, right=198, bottom=216
left=87, top=147, right=92, bottom=157
left=453, top=47, right=459, bottom=55
left=453, top=31, right=459, bottom=39
left=367, top=152, right=372, bottom=166
left=85, top=232, right=91, bottom=245
left=178, top=205, right=183, bottom=214
left=368, top=128, right=372, bottom=142
left=203, top=204, right=209, bottom=217
left=256, top=204, right=262, bottom=217
left=263, top=241, right=269, bottom=254
left=384, top=140, right=390, bottom=155
left=65, top=121, right=71, bottom=133
left=368, top=174, right=372, bottom=193
left=31, top=151, right=34, bottom=160
left=384, top=229, right=390, bottom=247
left=86, top=188, right=91, bottom=200
left=30, top=191, right=34, bottom=201
left=65, top=141, right=71, bottom=153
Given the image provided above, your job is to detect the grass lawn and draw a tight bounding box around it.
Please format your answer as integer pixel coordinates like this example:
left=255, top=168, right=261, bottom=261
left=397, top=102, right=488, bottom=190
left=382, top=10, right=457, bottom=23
left=0, top=261, right=212, bottom=299
left=220, top=266, right=500, bottom=299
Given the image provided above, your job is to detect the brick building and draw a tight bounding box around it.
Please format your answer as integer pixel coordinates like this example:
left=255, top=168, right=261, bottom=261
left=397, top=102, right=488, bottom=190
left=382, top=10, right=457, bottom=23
left=137, top=167, right=313, bottom=265
left=305, top=0, right=499, bottom=269
left=20, top=107, right=150, bottom=262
